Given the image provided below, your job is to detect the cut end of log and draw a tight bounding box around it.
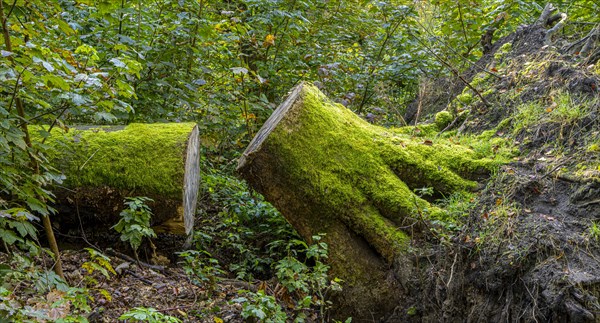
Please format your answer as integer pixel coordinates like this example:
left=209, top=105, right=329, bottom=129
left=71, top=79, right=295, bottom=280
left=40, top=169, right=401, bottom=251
left=237, top=82, right=305, bottom=171
left=183, top=125, right=200, bottom=236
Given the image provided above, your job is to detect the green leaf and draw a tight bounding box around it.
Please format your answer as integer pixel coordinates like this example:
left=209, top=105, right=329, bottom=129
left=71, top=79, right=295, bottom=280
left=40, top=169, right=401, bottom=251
left=41, top=74, right=70, bottom=91
left=57, top=20, right=75, bottom=35
left=6, top=128, right=27, bottom=150
left=0, top=228, right=21, bottom=245
left=252, top=308, right=266, bottom=319
left=231, top=67, right=248, bottom=75
left=26, top=197, right=48, bottom=215
left=9, top=221, right=28, bottom=237
left=110, top=58, right=126, bottom=68
left=42, top=61, right=55, bottom=72
left=115, top=79, right=136, bottom=98
left=94, top=111, right=117, bottom=122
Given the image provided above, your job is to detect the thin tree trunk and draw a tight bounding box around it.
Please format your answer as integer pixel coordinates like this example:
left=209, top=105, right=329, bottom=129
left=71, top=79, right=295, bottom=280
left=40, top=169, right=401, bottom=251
left=0, top=0, right=64, bottom=280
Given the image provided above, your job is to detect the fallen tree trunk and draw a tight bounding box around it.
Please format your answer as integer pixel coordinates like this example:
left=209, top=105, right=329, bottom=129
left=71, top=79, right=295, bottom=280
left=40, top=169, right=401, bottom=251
left=238, top=83, right=500, bottom=318
left=35, top=123, right=200, bottom=237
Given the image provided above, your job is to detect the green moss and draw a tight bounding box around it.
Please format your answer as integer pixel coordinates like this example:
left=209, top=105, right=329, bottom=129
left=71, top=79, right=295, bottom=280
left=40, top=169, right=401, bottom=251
left=32, top=123, right=196, bottom=199
left=494, top=42, right=512, bottom=61
left=435, top=111, right=453, bottom=129
left=264, top=85, right=506, bottom=260
left=482, top=88, right=495, bottom=97
left=456, top=93, right=474, bottom=105
left=470, top=72, right=490, bottom=88
left=588, top=144, right=600, bottom=153
left=517, top=60, right=550, bottom=83
left=394, top=124, right=439, bottom=137
left=512, top=91, right=595, bottom=136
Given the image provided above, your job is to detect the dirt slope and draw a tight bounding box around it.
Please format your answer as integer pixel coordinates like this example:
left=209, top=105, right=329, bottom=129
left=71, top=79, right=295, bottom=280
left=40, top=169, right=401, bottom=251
left=389, top=10, right=600, bottom=323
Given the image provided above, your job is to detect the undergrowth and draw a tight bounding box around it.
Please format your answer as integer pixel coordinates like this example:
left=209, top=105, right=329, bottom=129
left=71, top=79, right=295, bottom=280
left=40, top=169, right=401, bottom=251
left=196, top=163, right=301, bottom=280
left=177, top=156, right=343, bottom=321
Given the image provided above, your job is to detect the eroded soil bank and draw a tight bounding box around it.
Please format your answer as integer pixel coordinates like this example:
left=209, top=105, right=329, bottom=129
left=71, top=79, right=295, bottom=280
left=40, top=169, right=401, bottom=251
left=383, top=16, right=600, bottom=323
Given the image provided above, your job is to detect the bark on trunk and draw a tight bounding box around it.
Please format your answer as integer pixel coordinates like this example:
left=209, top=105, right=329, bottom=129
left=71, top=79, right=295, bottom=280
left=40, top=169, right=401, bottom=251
left=238, top=83, right=498, bottom=318
left=36, top=123, right=200, bottom=237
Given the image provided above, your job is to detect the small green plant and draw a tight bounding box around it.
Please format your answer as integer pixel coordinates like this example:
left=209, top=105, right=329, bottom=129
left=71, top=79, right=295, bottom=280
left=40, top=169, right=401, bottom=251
left=82, top=248, right=116, bottom=280
left=334, top=319, right=352, bottom=323
left=406, top=306, right=417, bottom=316
left=112, top=197, right=156, bottom=261
left=177, top=249, right=225, bottom=296
left=0, top=208, right=41, bottom=254
left=0, top=277, right=92, bottom=322
left=233, top=290, right=287, bottom=323
left=80, top=248, right=115, bottom=303
left=432, top=192, right=475, bottom=230
left=273, top=234, right=342, bottom=321
left=589, top=222, right=600, bottom=241
left=197, top=170, right=301, bottom=280
left=230, top=235, right=341, bottom=322
left=119, top=307, right=182, bottom=322
left=550, top=91, right=589, bottom=124
left=413, top=187, right=434, bottom=197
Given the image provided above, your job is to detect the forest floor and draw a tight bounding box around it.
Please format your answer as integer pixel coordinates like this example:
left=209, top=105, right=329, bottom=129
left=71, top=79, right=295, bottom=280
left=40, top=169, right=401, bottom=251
left=59, top=248, right=246, bottom=322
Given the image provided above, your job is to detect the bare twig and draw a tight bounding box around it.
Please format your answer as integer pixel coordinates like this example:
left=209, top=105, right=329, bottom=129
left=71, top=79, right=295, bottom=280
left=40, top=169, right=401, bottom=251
left=410, top=32, right=490, bottom=107
left=413, top=81, right=424, bottom=126
left=435, top=113, right=464, bottom=138
left=580, top=24, right=600, bottom=57
left=105, top=248, right=166, bottom=273
left=446, top=252, right=458, bottom=288
left=545, top=13, right=568, bottom=45
left=536, top=3, right=556, bottom=26
left=124, top=269, right=153, bottom=285
left=412, top=18, right=501, bottom=80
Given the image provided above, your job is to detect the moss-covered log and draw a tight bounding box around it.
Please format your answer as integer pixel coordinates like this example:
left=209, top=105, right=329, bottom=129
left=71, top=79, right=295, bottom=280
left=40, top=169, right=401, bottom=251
left=238, top=83, right=501, bottom=317
left=36, top=123, right=200, bottom=237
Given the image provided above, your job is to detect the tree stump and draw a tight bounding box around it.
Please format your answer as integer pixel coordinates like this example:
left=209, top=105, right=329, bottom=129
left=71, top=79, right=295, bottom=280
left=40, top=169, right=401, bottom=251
left=238, top=83, right=499, bottom=317
left=36, top=123, right=200, bottom=237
